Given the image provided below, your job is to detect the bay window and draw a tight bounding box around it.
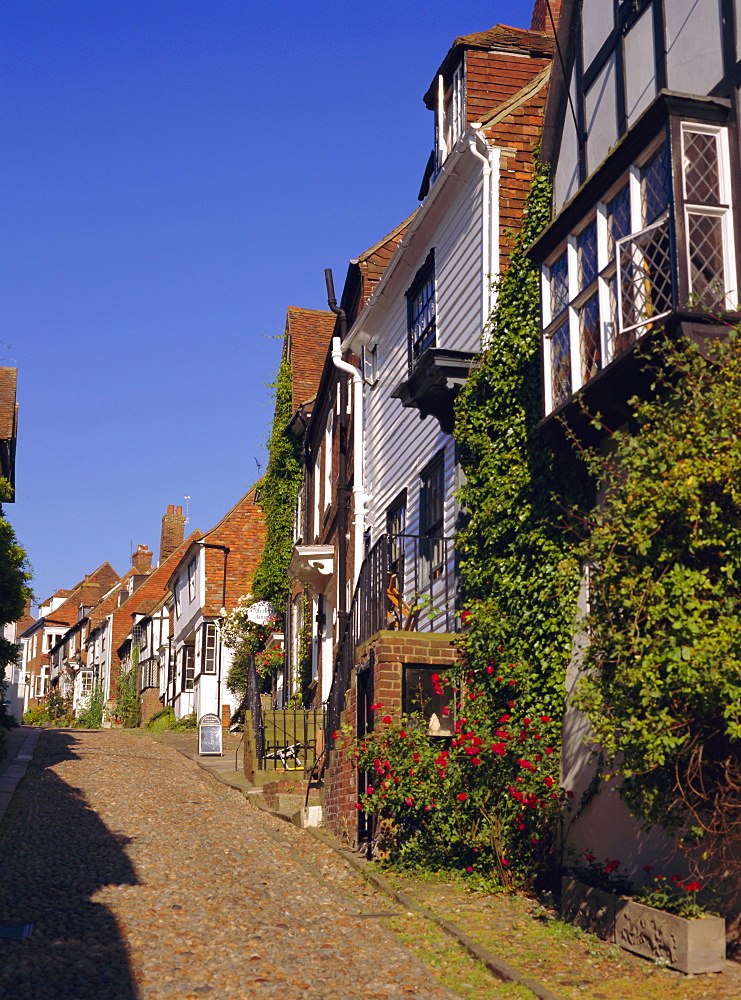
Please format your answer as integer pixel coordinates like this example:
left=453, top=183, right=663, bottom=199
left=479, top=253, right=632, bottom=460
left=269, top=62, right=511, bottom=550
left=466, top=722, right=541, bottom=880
left=541, top=117, right=737, bottom=416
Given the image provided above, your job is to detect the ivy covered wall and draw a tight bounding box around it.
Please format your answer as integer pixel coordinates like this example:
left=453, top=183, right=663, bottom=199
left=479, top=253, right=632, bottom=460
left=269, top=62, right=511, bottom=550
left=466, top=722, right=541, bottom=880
left=251, top=353, right=303, bottom=611
left=454, top=167, right=584, bottom=728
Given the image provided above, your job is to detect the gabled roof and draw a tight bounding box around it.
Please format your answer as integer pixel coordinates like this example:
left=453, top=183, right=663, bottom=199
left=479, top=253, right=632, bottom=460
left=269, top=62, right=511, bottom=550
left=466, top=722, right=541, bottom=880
left=423, top=23, right=554, bottom=107
left=116, top=530, right=201, bottom=622
left=343, top=215, right=416, bottom=318
left=285, top=307, right=336, bottom=411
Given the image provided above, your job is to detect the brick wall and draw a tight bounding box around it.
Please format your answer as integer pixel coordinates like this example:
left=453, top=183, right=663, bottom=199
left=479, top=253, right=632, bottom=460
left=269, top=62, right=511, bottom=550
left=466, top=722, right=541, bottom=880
left=323, top=630, right=462, bottom=846
left=140, top=687, right=162, bottom=725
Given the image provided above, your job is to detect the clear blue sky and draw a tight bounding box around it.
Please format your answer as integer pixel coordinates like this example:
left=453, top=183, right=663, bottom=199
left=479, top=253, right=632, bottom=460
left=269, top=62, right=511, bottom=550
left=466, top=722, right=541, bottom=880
left=1, top=0, right=533, bottom=610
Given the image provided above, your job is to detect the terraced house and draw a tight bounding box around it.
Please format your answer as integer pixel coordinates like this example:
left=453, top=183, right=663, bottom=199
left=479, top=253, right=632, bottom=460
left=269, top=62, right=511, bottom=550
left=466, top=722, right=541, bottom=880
left=278, top=1, right=563, bottom=847
left=530, top=0, right=741, bottom=873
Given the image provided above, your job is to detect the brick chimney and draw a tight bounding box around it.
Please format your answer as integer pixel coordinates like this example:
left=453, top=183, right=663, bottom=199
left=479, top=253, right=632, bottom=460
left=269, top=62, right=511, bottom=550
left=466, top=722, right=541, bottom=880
left=159, top=504, right=187, bottom=563
left=131, top=544, right=153, bottom=575
left=531, top=0, right=561, bottom=35
left=79, top=574, right=102, bottom=613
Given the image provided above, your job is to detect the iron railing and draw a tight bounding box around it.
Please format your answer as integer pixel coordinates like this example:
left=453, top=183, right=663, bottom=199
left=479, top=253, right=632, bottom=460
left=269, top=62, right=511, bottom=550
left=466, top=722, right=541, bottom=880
left=326, top=532, right=457, bottom=748
left=259, top=708, right=324, bottom=772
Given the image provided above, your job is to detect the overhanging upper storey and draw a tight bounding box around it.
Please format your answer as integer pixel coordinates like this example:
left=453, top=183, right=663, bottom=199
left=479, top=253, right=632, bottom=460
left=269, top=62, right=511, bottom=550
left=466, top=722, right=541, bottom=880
left=531, top=91, right=740, bottom=425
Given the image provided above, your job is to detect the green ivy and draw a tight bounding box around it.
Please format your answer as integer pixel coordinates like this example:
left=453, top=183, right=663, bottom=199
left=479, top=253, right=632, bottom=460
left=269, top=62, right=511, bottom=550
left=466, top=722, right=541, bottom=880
left=574, top=332, right=741, bottom=891
left=0, top=483, right=32, bottom=731
left=454, top=166, right=583, bottom=727
left=251, top=353, right=302, bottom=611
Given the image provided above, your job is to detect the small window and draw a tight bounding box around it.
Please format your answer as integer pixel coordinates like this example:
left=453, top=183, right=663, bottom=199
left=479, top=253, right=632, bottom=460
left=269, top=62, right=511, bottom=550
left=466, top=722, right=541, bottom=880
left=182, top=646, right=195, bottom=691
left=444, top=63, right=465, bottom=153
left=187, top=558, right=197, bottom=602
left=406, top=250, right=436, bottom=369
left=202, top=623, right=217, bottom=674
left=362, top=343, right=378, bottom=384
left=404, top=666, right=455, bottom=736
left=420, top=453, right=445, bottom=585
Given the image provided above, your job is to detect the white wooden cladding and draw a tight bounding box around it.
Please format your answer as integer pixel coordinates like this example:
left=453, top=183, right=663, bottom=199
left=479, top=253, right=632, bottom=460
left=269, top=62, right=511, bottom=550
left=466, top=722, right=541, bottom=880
left=362, top=162, right=488, bottom=558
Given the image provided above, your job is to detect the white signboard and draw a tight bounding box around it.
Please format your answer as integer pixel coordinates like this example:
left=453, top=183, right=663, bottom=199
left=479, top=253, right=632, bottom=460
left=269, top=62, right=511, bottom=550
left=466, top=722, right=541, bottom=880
left=246, top=601, right=276, bottom=625
left=198, top=713, right=223, bottom=756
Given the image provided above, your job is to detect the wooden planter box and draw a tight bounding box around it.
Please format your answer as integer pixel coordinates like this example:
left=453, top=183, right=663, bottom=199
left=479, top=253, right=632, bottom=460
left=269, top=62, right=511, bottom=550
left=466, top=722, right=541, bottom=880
left=561, top=877, right=725, bottom=974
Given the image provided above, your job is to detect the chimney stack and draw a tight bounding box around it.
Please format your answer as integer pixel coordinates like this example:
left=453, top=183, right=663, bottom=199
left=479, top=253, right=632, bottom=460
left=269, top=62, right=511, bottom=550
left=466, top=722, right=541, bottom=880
left=131, top=544, right=153, bottom=575
left=159, top=504, right=187, bottom=563
left=531, top=0, right=562, bottom=35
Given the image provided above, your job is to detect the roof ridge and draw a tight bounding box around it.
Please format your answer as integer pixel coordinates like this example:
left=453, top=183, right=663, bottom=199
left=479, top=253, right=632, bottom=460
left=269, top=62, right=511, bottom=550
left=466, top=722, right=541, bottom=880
left=350, top=212, right=417, bottom=264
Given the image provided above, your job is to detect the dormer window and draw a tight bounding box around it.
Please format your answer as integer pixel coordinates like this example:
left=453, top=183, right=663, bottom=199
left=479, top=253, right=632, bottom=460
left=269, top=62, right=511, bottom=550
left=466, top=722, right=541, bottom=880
left=436, top=63, right=465, bottom=166
left=407, top=250, right=436, bottom=370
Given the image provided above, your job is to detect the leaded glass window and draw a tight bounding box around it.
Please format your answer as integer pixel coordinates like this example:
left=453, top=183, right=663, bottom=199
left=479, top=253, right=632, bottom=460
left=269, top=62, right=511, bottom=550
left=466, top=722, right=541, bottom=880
left=407, top=250, right=436, bottom=367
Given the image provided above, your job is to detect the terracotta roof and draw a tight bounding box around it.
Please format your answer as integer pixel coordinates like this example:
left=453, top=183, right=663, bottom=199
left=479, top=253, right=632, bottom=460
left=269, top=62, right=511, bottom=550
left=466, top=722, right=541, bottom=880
left=424, top=23, right=554, bottom=108
left=350, top=216, right=414, bottom=310
left=0, top=369, right=17, bottom=440
left=285, top=307, right=335, bottom=411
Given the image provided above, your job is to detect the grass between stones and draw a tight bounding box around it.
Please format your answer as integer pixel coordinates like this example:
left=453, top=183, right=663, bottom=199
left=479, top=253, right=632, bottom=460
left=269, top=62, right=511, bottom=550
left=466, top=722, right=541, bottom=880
left=383, top=910, right=533, bottom=999
left=373, top=869, right=741, bottom=1000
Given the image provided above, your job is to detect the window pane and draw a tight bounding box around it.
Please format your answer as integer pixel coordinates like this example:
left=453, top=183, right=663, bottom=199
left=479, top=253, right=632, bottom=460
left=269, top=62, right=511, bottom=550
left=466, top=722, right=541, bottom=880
left=607, top=186, right=630, bottom=261
left=408, top=256, right=436, bottom=362
left=577, top=221, right=598, bottom=290
left=619, top=216, right=673, bottom=330
left=641, top=144, right=671, bottom=226
left=550, top=321, right=572, bottom=408
left=683, top=130, right=720, bottom=205
left=578, top=295, right=601, bottom=383
left=550, top=252, right=568, bottom=317
left=688, top=213, right=726, bottom=308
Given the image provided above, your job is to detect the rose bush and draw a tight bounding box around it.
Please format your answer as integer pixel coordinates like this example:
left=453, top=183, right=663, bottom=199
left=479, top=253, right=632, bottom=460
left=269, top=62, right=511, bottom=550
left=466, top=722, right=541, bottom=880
left=349, top=656, right=566, bottom=887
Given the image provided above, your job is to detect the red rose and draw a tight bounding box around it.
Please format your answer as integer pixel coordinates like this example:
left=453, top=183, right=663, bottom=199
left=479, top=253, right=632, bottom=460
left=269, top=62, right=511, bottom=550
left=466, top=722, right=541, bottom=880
left=466, top=866, right=473, bottom=872
left=457, top=792, right=467, bottom=802
left=685, top=881, right=703, bottom=892
left=398, top=730, right=407, bottom=738
left=543, top=776, right=554, bottom=788
left=382, top=715, right=392, bottom=724
left=540, top=715, right=551, bottom=723
left=405, top=797, right=413, bottom=807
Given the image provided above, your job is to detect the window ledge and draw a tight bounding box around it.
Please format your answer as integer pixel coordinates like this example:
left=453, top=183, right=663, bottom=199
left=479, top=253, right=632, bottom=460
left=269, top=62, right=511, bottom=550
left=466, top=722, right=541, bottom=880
left=392, top=348, right=476, bottom=433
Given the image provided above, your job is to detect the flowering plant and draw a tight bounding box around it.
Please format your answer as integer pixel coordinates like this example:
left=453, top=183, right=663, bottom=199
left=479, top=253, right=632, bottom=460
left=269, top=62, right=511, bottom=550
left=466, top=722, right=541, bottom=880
left=637, top=874, right=716, bottom=919
left=348, top=655, right=567, bottom=887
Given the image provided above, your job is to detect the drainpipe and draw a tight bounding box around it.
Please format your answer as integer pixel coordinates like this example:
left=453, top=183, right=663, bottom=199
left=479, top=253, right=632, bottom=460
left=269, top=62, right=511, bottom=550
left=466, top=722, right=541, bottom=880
left=468, top=131, right=494, bottom=322
left=325, top=269, right=366, bottom=589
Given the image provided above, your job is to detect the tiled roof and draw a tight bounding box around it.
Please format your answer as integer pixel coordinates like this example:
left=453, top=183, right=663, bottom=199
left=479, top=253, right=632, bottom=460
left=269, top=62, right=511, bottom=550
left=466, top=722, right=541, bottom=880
left=455, top=24, right=553, bottom=55
left=424, top=24, right=553, bottom=108
left=351, top=215, right=414, bottom=310
left=0, top=369, right=17, bottom=440
left=285, top=307, right=335, bottom=411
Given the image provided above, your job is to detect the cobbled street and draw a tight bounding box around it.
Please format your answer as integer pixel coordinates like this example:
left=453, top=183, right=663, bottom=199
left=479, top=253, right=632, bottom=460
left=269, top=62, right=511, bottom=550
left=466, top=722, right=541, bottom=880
left=0, top=729, right=456, bottom=1000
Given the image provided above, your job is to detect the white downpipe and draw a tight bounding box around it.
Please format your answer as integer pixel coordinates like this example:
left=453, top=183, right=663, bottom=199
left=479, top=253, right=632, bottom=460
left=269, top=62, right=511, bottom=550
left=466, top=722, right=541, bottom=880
left=331, top=337, right=366, bottom=587
left=437, top=74, right=447, bottom=164
left=468, top=133, right=494, bottom=322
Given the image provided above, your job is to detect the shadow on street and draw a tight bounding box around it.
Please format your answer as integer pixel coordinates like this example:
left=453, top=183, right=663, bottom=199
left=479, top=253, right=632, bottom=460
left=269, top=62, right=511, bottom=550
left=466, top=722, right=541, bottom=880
left=0, top=730, right=140, bottom=1000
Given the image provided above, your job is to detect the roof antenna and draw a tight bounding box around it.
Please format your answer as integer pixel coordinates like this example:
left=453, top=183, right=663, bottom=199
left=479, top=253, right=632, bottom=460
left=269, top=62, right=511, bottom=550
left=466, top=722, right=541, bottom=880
left=184, top=495, right=191, bottom=524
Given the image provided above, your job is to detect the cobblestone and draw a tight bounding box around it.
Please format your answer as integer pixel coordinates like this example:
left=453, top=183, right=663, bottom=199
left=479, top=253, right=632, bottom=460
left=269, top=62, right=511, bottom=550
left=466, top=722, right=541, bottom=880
left=0, top=729, right=456, bottom=1000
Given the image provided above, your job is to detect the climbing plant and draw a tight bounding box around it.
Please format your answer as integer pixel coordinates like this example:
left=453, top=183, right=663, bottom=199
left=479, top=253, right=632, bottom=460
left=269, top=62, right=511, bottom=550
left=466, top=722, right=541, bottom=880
left=251, top=353, right=302, bottom=611
left=454, top=164, right=583, bottom=739
left=573, top=331, right=741, bottom=896
left=0, top=481, right=32, bottom=733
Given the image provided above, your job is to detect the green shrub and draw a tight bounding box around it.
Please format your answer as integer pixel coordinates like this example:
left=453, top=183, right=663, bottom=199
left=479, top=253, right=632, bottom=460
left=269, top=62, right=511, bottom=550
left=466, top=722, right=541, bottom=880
left=76, top=681, right=105, bottom=729
left=23, top=705, right=50, bottom=727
